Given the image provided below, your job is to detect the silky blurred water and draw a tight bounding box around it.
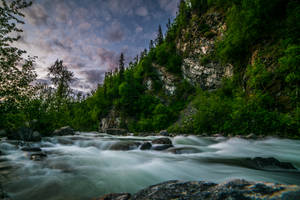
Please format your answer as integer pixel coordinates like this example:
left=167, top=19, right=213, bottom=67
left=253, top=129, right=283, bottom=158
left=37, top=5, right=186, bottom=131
left=0, top=132, right=300, bottom=200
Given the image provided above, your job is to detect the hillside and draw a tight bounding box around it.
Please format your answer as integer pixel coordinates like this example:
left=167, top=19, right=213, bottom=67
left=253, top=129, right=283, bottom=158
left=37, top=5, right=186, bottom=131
left=85, top=0, right=299, bottom=137
left=1, top=0, right=299, bottom=138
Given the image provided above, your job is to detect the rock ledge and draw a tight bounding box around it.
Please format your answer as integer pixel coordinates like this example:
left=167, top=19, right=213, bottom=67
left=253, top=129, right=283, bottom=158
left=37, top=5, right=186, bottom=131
left=95, top=179, right=300, bottom=200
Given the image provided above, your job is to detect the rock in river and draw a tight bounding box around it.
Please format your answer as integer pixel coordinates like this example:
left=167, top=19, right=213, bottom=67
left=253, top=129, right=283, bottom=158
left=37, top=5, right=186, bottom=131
left=166, top=147, right=202, bottom=154
left=140, top=142, right=152, bottom=150
left=244, top=157, right=297, bottom=170
left=152, top=138, right=172, bottom=145
left=52, top=126, right=75, bottom=136
left=98, top=179, right=300, bottom=200
left=109, top=141, right=141, bottom=151
left=151, top=144, right=173, bottom=151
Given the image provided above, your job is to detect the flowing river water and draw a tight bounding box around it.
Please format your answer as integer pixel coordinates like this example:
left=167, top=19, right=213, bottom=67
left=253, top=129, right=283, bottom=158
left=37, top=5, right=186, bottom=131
left=0, top=132, right=300, bottom=200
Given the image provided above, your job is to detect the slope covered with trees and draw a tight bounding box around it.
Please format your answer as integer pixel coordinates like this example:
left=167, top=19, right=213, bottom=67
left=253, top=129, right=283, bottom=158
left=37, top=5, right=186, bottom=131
left=0, top=0, right=299, bottom=138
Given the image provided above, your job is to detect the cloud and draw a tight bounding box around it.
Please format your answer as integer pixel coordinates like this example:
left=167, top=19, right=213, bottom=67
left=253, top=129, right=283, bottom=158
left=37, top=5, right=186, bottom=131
left=82, top=69, right=106, bottom=86
left=105, top=21, right=125, bottom=42
left=135, top=26, right=143, bottom=33
left=97, top=48, right=118, bottom=70
left=52, top=39, right=72, bottom=51
left=136, top=7, right=148, bottom=17
left=158, top=0, right=180, bottom=16
left=24, top=3, right=49, bottom=26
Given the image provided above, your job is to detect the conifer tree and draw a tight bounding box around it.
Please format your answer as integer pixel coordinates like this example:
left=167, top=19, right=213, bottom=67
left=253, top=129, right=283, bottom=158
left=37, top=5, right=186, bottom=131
left=119, top=53, right=125, bottom=81
left=156, top=25, right=164, bottom=45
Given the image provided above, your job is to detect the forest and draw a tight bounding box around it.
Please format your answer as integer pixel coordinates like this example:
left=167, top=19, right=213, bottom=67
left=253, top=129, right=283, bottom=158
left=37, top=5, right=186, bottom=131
left=0, top=0, right=299, bottom=138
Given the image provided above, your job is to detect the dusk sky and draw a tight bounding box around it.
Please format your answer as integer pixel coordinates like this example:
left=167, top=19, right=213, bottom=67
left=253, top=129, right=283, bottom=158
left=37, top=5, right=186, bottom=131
left=16, top=0, right=180, bottom=92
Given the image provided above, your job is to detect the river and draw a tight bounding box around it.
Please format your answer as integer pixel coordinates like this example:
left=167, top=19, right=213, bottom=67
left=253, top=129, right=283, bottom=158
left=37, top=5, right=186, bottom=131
left=0, top=132, right=300, bottom=200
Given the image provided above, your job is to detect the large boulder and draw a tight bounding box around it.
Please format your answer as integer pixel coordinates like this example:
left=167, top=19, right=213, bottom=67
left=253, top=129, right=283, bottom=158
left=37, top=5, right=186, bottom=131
left=7, top=127, right=41, bottom=142
left=97, top=179, right=300, bottom=200
left=244, top=157, right=297, bottom=170
left=109, top=141, right=141, bottom=151
left=106, top=128, right=128, bottom=135
left=152, top=138, right=172, bottom=145
left=140, top=142, right=152, bottom=150
left=52, top=126, right=75, bottom=136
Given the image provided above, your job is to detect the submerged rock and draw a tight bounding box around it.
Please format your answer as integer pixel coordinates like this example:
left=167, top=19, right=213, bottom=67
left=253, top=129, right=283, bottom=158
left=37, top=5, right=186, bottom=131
left=21, top=147, right=42, bottom=152
left=52, top=126, right=75, bottom=136
left=152, top=138, right=172, bottom=145
left=140, top=142, right=152, bottom=150
left=151, top=144, right=173, bottom=151
left=98, top=179, right=300, bottom=200
left=30, top=152, right=47, bottom=161
left=244, top=157, right=297, bottom=170
left=109, top=141, right=140, bottom=151
left=166, top=147, right=202, bottom=154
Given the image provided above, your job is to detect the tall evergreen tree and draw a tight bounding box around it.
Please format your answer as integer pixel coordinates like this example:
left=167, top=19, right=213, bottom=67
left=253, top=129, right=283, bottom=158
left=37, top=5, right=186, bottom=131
left=149, top=40, right=154, bottom=50
left=119, top=53, right=125, bottom=81
left=156, top=25, right=164, bottom=45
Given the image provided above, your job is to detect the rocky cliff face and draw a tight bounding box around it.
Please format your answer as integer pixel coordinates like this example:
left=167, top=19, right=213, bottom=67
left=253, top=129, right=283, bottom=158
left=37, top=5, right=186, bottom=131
left=178, top=12, right=233, bottom=90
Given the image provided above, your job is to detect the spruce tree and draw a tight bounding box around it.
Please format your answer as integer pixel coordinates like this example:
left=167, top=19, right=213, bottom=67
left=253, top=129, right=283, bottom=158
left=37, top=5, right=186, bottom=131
left=119, top=53, right=125, bottom=81
left=156, top=25, right=164, bottom=45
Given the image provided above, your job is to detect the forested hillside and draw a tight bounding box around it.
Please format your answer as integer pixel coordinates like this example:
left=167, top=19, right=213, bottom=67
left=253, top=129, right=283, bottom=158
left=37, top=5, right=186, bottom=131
left=1, top=0, right=299, bottom=138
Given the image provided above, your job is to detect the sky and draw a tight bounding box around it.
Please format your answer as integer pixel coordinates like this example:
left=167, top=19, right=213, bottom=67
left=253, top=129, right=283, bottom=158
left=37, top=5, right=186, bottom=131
left=16, top=0, right=180, bottom=92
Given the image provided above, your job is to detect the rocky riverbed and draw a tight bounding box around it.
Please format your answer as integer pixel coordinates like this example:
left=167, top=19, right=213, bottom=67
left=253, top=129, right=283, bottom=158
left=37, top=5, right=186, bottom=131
left=0, top=132, right=300, bottom=200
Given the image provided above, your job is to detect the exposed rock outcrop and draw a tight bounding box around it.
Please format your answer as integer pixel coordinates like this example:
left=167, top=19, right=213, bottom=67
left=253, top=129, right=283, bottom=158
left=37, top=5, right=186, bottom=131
left=178, top=12, right=233, bottom=90
left=97, top=179, right=300, bottom=200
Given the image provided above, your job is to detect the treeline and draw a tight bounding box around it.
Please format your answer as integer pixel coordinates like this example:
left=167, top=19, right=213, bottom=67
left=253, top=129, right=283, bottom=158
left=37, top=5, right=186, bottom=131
left=0, top=0, right=299, bottom=137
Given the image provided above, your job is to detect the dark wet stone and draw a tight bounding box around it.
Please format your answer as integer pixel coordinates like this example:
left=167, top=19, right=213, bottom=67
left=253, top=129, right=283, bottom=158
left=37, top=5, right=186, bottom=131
left=152, top=138, right=172, bottom=145
left=244, top=133, right=258, bottom=139
left=166, top=147, right=202, bottom=154
left=140, top=142, right=152, bottom=150
left=52, top=126, right=75, bottom=136
left=30, top=152, right=47, bottom=161
left=109, top=141, right=141, bottom=151
left=128, top=179, right=300, bottom=200
left=151, top=144, right=173, bottom=151
left=96, top=193, right=131, bottom=200
left=244, top=157, right=297, bottom=170
left=21, top=147, right=42, bottom=152
left=159, top=130, right=169, bottom=136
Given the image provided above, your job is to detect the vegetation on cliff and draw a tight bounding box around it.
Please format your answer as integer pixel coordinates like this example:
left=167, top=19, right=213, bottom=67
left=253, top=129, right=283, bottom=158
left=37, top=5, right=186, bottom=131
left=0, top=0, right=299, bottom=137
